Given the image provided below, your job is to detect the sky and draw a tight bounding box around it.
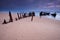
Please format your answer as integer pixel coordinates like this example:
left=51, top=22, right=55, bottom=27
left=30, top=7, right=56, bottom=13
left=0, top=0, right=60, bottom=13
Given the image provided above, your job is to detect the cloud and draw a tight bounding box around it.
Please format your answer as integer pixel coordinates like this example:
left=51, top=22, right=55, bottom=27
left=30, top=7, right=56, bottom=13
left=56, top=5, right=60, bottom=7
left=43, top=2, right=60, bottom=8
left=44, top=5, right=60, bottom=8
left=47, top=3, right=54, bottom=5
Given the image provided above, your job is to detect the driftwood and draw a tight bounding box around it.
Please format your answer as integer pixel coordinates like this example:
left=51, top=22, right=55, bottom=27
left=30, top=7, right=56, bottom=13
left=39, top=11, right=50, bottom=17
left=2, top=19, right=7, bottom=24
left=51, top=12, right=56, bottom=18
left=9, top=11, right=13, bottom=22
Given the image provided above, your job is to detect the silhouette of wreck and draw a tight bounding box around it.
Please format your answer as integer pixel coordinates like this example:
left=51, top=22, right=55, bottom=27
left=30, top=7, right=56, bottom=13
left=9, top=11, right=13, bottom=22
left=2, top=19, right=7, bottom=24
left=51, top=12, right=56, bottom=18
left=30, top=12, right=35, bottom=21
left=17, top=13, right=20, bottom=19
left=2, top=11, right=13, bottom=24
left=32, top=12, right=35, bottom=16
left=15, top=17, right=18, bottom=21
left=31, top=13, right=33, bottom=21
left=39, top=11, right=57, bottom=18
left=23, top=13, right=27, bottom=18
left=2, top=11, right=57, bottom=24
left=28, top=12, right=32, bottom=17
left=39, top=11, right=50, bottom=17
left=28, top=12, right=35, bottom=17
left=20, top=13, right=22, bottom=19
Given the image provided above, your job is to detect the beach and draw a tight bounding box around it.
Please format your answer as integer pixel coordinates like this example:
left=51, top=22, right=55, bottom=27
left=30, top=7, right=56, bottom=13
left=0, top=12, right=60, bottom=40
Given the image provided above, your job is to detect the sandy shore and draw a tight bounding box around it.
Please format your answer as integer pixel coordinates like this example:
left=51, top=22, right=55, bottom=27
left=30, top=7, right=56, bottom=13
left=0, top=13, right=60, bottom=40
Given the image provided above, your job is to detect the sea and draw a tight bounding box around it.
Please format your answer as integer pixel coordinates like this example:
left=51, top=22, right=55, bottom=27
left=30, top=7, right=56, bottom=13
left=35, top=12, right=60, bottom=21
left=0, top=11, right=60, bottom=21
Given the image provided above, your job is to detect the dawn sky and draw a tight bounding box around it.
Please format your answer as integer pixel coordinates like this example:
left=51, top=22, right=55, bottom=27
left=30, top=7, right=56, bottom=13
left=0, top=0, right=60, bottom=12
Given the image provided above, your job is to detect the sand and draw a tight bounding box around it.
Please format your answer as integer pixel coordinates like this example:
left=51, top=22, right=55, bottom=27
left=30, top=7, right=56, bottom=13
left=0, top=13, right=60, bottom=40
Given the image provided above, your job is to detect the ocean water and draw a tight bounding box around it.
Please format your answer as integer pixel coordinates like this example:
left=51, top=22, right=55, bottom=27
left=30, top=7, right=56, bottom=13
left=46, top=14, right=60, bottom=21
left=35, top=12, right=60, bottom=21
left=56, top=14, right=60, bottom=20
left=0, top=11, right=60, bottom=21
